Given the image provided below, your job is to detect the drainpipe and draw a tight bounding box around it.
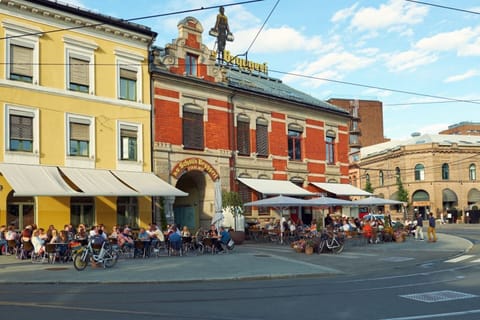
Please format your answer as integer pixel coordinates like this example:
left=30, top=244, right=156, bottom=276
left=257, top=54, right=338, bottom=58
left=228, top=91, right=237, bottom=192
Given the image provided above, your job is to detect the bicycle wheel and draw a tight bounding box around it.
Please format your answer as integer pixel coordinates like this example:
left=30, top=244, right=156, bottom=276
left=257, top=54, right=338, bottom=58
left=73, top=252, right=89, bottom=271
left=318, top=239, right=326, bottom=254
left=103, top=251, right=118, bottom=268
left=331, top=239, right=344, bottom=254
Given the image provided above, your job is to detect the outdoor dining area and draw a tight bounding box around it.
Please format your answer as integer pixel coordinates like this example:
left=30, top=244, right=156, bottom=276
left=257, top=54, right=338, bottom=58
left=242, top=194, right=409, bottom=254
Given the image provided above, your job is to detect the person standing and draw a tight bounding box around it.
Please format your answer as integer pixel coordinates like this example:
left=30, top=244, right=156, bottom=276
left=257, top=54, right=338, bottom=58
left=415, top=213, right=424, bottom=240
left=427, top=213, right=437, bottom=242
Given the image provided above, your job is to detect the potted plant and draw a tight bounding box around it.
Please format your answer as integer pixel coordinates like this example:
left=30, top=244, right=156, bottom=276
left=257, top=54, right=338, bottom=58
left=222, top=190, right=245, bottom=244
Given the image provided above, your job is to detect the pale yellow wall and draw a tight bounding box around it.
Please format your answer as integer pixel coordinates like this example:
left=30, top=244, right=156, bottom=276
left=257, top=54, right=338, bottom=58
left=0, top=4, right=155, bottom=230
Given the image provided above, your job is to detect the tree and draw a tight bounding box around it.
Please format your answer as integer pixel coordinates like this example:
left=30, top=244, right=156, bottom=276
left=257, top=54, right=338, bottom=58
left=364, top=179, right=374, bottom=194
left=222, top=190, right=244, bottom=231
left=396, top=176, right=409, bottom=219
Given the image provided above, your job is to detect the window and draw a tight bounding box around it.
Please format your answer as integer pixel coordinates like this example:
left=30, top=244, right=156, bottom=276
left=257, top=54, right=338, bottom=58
left=442, top=163, right=449, bottom=180
left=3, top=20, right=41, bottom=85
left=238, top=183, right=252, bottom=216
left=119, top=68, right=137, bottom=101
left=117, top=197, right=138, bottom=228
left=326, top=130, right=336, bottom=165
left=395, top=167, right=401, bottom=181
left=415, top=164, right=425, bottom=181
left=379, top=170, right=384, bottom=187
left=115, top=49, right=144, bottom=103
left=68, top=56, right=90, bottom=93
left=5, top=105, right=39, bottom=163
left=185, top=53, right=198, bottom=76
left=256, top=118, right=269, bottom=157
left=288, top=124, right=303, bottom=161
left=69, top=122, right=89, bottom=157
left=64, top=36, right=97, bottom=94
left=237, top=114, right=250, bottom=156
left=6, top=192, right=34, bottom=230
left=70, top=197, right=94, bottom=228
left=9, top=44, right=33, bottom=83
left=9, top=114, right=33, bottom=152
left=120, top=125, right=138, bottom=161
left=365, top=173, right=370, bottom=183
left=469, top=164, right=476, bottom=181
left=182, top=104, right=204, bottom=150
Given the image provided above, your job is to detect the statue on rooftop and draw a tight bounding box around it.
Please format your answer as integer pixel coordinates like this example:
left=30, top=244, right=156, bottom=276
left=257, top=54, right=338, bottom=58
left=209, top=6, right=234, bottom=63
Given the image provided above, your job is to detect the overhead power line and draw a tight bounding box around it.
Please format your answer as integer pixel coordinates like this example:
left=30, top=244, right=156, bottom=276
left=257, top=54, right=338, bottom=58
left=0, top=0, right=264, bottom=41
left=269, top=69, right=480, bottom=106
left=404, top=0, right=480, bottom=15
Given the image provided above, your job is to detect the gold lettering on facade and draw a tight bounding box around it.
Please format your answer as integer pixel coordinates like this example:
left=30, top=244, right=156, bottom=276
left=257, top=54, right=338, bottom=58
left=211, top=50, right=268, bottom=74
left=171, top=157, right=219, bottom=181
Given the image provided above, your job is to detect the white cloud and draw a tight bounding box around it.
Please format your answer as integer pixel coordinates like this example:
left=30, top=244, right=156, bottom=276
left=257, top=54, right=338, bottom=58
left=331, top=3, right=358, bottom=23
left=418, top=123, right=449, bottom=135
left=229, top=26, right=323, bottom=54
left=384, top=50, right=437, bottom=72
left=415, top=27, right=477, bottom=52
left=444, top=70, right=478, bottom=83
left=350, top=0, right=428, bottom=31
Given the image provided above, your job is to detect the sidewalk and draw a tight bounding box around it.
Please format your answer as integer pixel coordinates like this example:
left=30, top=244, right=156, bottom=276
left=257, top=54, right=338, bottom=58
left=0, top=232, right=472, bottom=284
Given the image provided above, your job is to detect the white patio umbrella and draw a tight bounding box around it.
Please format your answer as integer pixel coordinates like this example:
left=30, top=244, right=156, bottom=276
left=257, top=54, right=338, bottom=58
left=244, top=195, right=309, bottom=243
left=304, top=196, right=355, bottom=228
left=352, top=196, right=405, bottom=207
left=211, top=179, right=224, bottom=230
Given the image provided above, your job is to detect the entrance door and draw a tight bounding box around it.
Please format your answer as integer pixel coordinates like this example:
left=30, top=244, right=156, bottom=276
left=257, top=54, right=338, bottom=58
left=174, top=206, right=195, bottom=230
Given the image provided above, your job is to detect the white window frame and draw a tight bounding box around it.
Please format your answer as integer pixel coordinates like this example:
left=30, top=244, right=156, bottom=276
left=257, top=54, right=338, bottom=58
left=63, top=36, right=97, bottom=95
left=2, top=20, right=42, bottom=85
left=115, top=49, right=144, bottom=103
left=4, top=104, right=40, bottom=165
left=65, top=113, right=95, bottom=168
left=116, top=121, right=143, bottom=171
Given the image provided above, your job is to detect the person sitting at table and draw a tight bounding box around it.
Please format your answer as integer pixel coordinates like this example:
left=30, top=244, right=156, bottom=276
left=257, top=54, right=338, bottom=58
left=181, top=226, right=191, bottom=237
left=49, top=229, right=60, bottom=244
left=168, top=225, right=182, bottom=254
left=117, top=227, right=134, bottom=249
left=31, top=229, right=45, bottom=256
left=217, top=226, right=231, bottom=253
left=308, top=219, right=318, bottom=236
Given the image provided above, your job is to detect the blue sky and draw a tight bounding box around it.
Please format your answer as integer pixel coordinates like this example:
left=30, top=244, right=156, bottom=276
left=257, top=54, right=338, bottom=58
left=63, top=0, right=480, bottom=140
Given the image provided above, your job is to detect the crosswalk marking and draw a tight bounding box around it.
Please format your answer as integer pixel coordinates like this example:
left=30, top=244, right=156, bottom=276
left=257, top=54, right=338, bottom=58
left=445, top=255, right=475, bottom=263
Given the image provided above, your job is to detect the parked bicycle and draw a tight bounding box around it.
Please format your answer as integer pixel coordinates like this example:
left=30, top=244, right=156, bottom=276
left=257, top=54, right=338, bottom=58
left=73, top=239, right=118, bottom=271
left=317, top=229, right=345, bottom=254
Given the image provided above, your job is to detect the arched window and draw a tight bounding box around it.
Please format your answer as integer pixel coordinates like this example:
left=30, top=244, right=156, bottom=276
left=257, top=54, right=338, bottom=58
left=395, top=167, right=401, bottom=180
left=379, top=170, right=384, bottom=186
left=255, top=117, right=269, bottom=157
left=365, top=173, right=370, bottom=183
left=441, top=163, right=449, bottom=180
left=469, top=164, right=476, bottom=181
left=182, top=104, right=204, bottom=150
left=237, top=114, right=250, bottom=156
left=288, top=123, right=303, bottom=161
left=414, top=164, right=425, bottom=181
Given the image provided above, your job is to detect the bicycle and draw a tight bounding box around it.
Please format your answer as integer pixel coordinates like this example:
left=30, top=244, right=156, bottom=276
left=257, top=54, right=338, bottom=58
left=73, top=239, right=118, bottom=271
left=317, top=229, right=345, bottom=254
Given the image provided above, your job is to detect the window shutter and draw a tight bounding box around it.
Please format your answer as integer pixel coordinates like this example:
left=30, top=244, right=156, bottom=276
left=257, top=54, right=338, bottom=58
left=69, top=56, right=89, bottom=86
left=10, top=44, right=33, bottom=77
left=10, top=115, right=33, bottom=140
left=121, top=128, right=137, bottom=138
left=237, top=120, right=250, bottom=156
left=120, top=68, right=137, bottom=80
left=70, top=122, right=89, bottom=141
left=183, top=111, right=204, bottom=150
left=256, top=123, right=268, bottom=157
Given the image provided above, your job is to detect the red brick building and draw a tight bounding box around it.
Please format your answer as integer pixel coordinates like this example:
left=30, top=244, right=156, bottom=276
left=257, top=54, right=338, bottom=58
left=151, top=17, right=351, bottom=229
left=439, top=122, right=480, bottom=136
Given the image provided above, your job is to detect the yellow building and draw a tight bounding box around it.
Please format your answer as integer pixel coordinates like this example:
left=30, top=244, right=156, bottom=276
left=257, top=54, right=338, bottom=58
left=0, top=0, right=184, bottom=231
